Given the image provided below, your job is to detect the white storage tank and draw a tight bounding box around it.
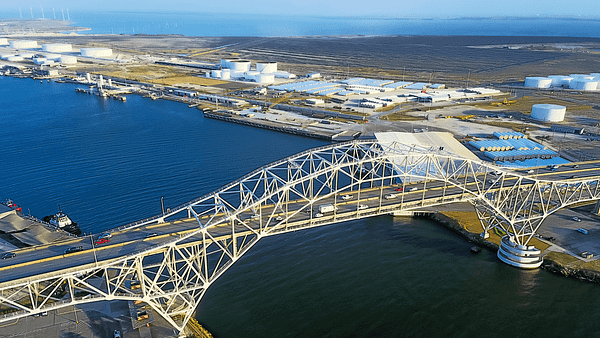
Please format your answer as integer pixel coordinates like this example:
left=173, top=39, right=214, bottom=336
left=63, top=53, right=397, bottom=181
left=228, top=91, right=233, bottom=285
left=547, top=75, right=573, bottom=87
left=221, top=69, right=231, bottom=80
left=44, top=53, right=62, bottom=61
left=220, top=59, right=232, bottom=69
left=571, top=79, right=598, bottom=91
left=245, top=71, right=260, bottom=81
left=6, top=56, right=24, bottom=62
left=524, top=77, right=552, bottom=88
left=229, top=60, right=251, bottom=72
left=0, top=54, right=14, bottom=60
left=531, top=104, right=566, bottom=122
left=42, top=43, right=72, bottom=53
left=256, top=73, right=275, bottom=84
left=33, top=58, right=47, bottom=65
left=9, top=40, right=38, bottom=49
left=80, top=48, right=113, bottom=58
left=257, top=62, right=277, bottom=73
left=0, top=38, right=8, bottom=46
left=230, top=71, right=245, bottom=78
left=211, top=69, right=222, bottom=78
left=19, top=52, right=35, bottom=59
left=59, top=55, right=77, bottom=64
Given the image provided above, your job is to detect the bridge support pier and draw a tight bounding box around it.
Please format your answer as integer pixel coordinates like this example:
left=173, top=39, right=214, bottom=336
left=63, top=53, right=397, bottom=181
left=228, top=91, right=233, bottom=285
left=593, top=200, right=600, bottom=215
left=497, top=235, right=543, bottom=269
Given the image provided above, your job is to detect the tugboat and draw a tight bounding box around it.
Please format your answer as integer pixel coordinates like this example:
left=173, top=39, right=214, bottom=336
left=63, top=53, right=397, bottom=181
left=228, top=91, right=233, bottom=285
left=2, top=199, right=22, bottom=212
left=42, top=205, right=81, bottom=236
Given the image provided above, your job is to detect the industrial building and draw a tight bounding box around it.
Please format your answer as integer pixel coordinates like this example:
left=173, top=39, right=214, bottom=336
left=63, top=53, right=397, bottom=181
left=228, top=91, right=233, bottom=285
left=550, top=124, right=585, bottom=135
left=531, top=104, right=566, bottom=122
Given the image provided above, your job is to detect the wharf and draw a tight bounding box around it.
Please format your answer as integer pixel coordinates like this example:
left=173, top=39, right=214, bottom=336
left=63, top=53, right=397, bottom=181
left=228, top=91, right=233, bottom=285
left=203, top=111, right=336, bottom=141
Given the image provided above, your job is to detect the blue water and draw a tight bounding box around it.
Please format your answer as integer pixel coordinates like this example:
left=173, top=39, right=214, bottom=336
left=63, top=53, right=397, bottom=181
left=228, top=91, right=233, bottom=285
left=2, top=10, right=600, bottom=37
left=3, top=76, right=600, bottom=337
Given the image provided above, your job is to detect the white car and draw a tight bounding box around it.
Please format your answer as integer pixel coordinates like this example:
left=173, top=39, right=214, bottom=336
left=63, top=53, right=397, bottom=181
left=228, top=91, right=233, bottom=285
left=315, top=213, right=324, bottom=218
left=341, top=194, right=353, bottom=200
left=384, top=194, right=397, bottom=200
left=99, top=233, right=112, bottom=240
left=410, top=187, right=418, bottom=192
left=527, top=169, right=535, bottom=174
left=357, top=204, right=369, bottom=210
left=573, top=217, right=581, bottom=222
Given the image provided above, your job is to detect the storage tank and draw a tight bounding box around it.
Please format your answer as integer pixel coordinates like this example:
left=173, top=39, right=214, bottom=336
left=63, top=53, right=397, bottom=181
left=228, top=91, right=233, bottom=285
left=220, top=59, right=232, bottom=69
left=531, top=104, right=566, bottom=122
left=0, top=38, right=8, bottom=46
left=547, top=75, right=573, bottom=87
left=230, top=71, right=244, bottom=78
left=256, top=73, right=275, bottom=84
left=524, top=77, right=552, bottom=88
left=19, top=52, right=35, bottom=59
left=44, top=53, right=62, bottom=61
left=256, top=61, right=277, bottom=73
left=221, top=69, right=231, bottom=80
left=244, top=71, right=260, bottom=81
left=6, top=56, right=24, bottom=62
left=59, top=55, right=77, bottom=64
left=42, top=43, right=72, bottom=53
left=571, top=79, right=598, bottom=91
left=211, top=69, right=222, bottom=78
left=9, top=40, right=38, bottom=49
left=229, top=60, right=251, bottom=72
left=80, top=48, right=113, bottom=58
left=33, top=58, right=47, bottom=65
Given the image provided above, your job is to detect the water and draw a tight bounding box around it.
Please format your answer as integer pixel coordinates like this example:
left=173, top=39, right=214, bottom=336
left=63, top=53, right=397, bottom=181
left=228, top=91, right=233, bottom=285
left=3, top=10, right=600, bottom=37
left=2, top=76, right=600, bottom=337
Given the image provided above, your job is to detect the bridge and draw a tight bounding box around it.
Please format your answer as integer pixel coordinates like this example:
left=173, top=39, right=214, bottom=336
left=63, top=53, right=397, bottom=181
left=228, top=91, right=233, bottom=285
left=1, top=139, right=600, bottom=332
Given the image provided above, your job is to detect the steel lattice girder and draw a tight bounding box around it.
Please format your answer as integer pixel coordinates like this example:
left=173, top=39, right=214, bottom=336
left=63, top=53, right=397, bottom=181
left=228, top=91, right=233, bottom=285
left=0, top=140, right=599, bottom=332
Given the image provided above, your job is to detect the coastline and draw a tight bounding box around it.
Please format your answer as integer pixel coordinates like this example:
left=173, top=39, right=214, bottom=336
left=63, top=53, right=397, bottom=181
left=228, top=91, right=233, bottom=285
left=429, top=211, right=600, bottom=284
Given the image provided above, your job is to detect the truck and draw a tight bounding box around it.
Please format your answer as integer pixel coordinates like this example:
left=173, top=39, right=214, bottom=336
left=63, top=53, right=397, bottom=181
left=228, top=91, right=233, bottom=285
left=319, top=204, right=337, bottom=214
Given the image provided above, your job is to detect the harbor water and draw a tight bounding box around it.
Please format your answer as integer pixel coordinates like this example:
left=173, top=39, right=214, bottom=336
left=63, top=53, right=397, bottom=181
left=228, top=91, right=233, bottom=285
left=2, top=76, right=600, bottom=337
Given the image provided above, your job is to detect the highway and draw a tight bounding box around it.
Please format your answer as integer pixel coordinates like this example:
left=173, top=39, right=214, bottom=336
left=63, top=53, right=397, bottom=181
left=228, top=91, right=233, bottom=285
left=1, top=160, right=599, bottom=286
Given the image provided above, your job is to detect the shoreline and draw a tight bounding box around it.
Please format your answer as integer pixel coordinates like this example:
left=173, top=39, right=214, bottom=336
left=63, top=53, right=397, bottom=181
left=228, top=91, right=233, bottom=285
left=429, top=211, right=600, bottom=284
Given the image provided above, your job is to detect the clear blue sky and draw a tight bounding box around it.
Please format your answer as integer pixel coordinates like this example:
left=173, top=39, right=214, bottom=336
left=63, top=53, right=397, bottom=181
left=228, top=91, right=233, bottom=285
left=4, top=0, right=600, bottom=17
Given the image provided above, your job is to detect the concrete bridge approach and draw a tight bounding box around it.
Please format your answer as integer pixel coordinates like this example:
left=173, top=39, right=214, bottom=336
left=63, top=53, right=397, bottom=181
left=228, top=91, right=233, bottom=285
left=1, top=135, right=600, bottom=333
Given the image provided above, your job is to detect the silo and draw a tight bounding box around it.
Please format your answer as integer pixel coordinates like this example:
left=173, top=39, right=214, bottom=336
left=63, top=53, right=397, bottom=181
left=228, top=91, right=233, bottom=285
left=59, top=55, right=77, bottom=64
left=9, top=40, right=38, bottom=49
left=42, top=43, right=72, bottom=52
left=80, top=48, right=113, bottom=58
left=256, top=73, right=275, bottom=84
left=531, top=104, right=566, bottom=122
left=256, top=61, right=277, bottom=73
left=524, top=77, right=552, bottom=88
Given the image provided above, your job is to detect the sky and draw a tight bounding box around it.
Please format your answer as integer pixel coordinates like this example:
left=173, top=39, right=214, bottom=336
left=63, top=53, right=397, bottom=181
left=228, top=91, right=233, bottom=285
left=3, top=0, right=600, bottom=18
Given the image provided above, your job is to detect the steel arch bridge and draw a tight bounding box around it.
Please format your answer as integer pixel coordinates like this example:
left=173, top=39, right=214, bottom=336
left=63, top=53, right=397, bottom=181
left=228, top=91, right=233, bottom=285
left=1, top=139, right=600, bottom=332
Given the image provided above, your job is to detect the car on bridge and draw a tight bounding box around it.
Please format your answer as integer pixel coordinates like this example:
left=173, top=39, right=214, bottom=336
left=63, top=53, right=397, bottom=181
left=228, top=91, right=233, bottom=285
left=384, top=194, right=397, bottom=199
left=144, top=233, right=158, bottom=239
left=98, top=233, right=112, bottom=240
left=394, top=187, right=403, bottom=192
left=573, top=217, right=581, bottom=222
left=1, top=252, right=16, bottom=260
left=113, top=330, right=121, bottom=338
left=64, top=246, right=83, bottom=254
left=94, top=238, right=109, bottom=245
left=357, top=205, right=369, bottom=210
left=341, top=194, right=353, bottom=200
left=577, top=228, right=588, bottom=234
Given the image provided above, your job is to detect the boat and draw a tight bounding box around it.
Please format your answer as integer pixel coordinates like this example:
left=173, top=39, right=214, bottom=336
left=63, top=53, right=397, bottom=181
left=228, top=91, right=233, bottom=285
left=42, top=205, right=81, bottom=236
left=2, top=199, right=22, bottom=212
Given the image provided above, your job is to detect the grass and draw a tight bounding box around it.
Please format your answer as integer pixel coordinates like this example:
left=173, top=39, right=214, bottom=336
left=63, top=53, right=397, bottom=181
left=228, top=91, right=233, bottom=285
left=474, top=95, right=593, bottom=115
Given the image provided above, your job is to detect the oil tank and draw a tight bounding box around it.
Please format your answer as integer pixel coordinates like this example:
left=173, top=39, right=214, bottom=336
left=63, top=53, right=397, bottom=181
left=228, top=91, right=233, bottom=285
left=221, top=69, right=231, bottom=80
left=229, top=60, right=251, bottom=72
left=9, top=40, right=38, bottom=49
left=256, top=73, right=275, bottom=84
left=42, top=43, right=72, bottom=53
left=211, top=69, right=222, bottom=78
left=524, top=77, right=552, bottom=88
left=531, top=104, right=566, bottom=122
left=571, top=79, right=598, bottom=91
left=244, top=71, right=260, bottom=81
left=256, top=62, right=277, bottom=73
left=0, top=38, right=7, bottom=46
left=59, top=55, right=77, bottom=64
left=80, top=48, right=113, bottom=58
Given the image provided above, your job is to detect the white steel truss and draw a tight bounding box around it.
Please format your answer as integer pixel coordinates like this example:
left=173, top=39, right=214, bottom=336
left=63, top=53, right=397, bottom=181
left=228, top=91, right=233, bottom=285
left=0, top=140, right=599, bottom=332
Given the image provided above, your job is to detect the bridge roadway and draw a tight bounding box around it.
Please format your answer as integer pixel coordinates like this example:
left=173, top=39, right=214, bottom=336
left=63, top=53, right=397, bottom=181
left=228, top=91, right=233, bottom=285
left=1, top=161, right=599, bottom=287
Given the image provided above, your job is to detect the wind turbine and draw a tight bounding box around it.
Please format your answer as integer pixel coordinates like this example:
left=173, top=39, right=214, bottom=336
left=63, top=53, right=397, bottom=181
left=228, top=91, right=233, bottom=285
left=53, top=8, right=56, bottom=20
left=30, top=7, right=33, bottom=18
left=67, top=9, right=70, bottom=21
left=41, top=7, right=44, bottom=19
left=61, top=9, right=65, bottom=21
left=19, top=8, right=22, bottom=18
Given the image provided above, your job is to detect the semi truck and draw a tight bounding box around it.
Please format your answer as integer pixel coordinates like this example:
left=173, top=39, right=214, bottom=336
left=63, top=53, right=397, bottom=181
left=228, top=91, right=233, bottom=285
left=319, top=204, right=337, bottom=213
